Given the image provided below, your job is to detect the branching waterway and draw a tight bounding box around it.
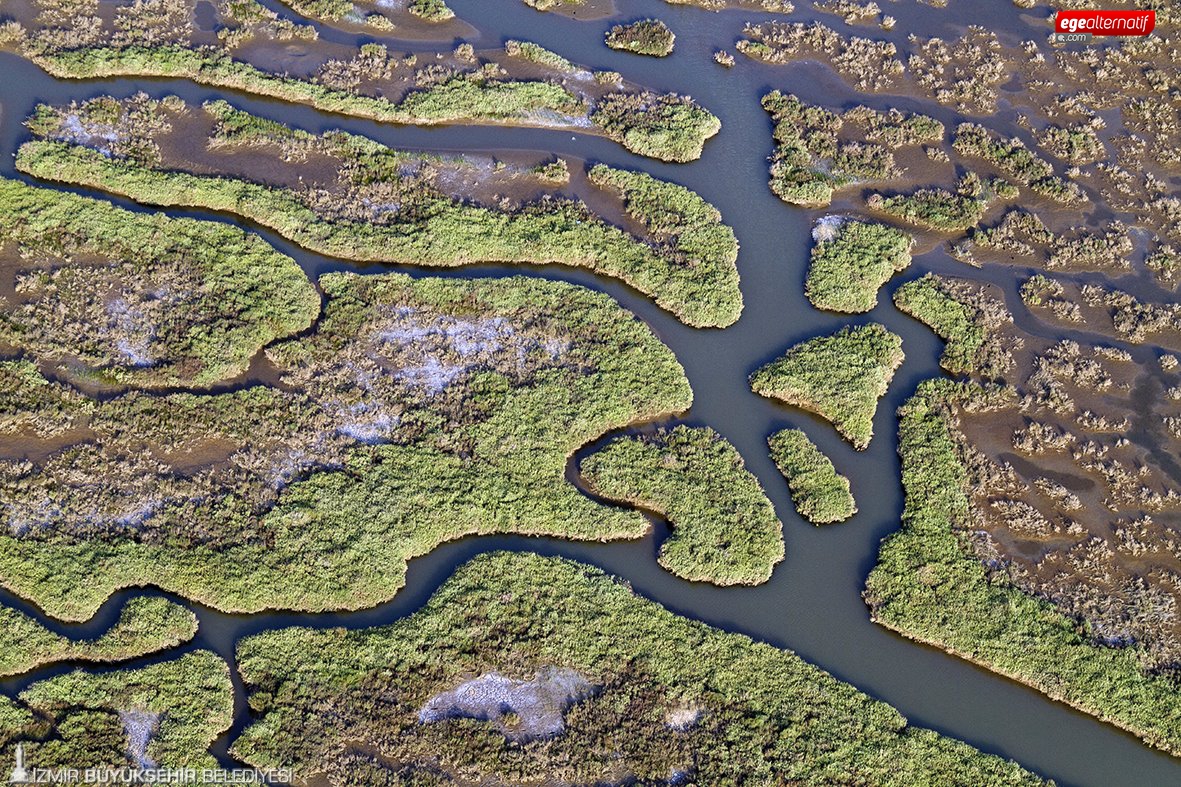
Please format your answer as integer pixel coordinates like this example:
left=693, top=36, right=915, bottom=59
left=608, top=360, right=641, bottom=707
left=1, top=0, right=1180, bottom=782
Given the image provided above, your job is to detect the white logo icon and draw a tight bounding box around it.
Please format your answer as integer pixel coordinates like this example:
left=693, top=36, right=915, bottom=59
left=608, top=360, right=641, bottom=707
left=9, top=743, right=27, bottom=784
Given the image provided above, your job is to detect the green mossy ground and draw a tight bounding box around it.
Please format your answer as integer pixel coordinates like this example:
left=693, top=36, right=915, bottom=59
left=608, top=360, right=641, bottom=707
left=231, top=552, right=1046, bottom=785
left=0, top=273, right=691, bottom=621
left=750, top=323, right=904, bottom=450
left=0, top=596, right=196, bottom=677
left=768, top=428, right=856, bottom=524
left=806, top=218, right=913, bottom=313
left=866, top=380, right=1181, bottom=756
left=0, top=177, right=318, bottom=387
left=581, top=425, right=783, bottom=585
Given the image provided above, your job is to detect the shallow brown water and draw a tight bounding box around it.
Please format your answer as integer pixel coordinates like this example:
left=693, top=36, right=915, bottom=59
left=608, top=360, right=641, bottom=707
left=1, top=0, right=1181, bottom=783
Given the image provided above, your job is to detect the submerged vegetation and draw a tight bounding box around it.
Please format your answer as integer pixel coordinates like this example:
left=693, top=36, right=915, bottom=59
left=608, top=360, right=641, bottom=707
left=18, top=96, right=740, bottom=327
left=0, top=177, right=318, bottom=388
left=0, top=273, right=692, bottom=620
left=768, top=428, right=856, bottom=524
left=806, top=217, right=913, bottom=313
left=763, top=91, right=943, bottom=207
left=581, top=426, right=784, bottom=585
left=605, top=19, right=676, bottom=57
left=751, top=324, right=904, bottom=450
left=231, top=552, right=1045, bottom=784
left=0, top=596, right=196, bottom=677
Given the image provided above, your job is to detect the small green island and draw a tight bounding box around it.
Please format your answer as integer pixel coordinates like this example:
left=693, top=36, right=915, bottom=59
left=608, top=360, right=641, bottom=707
left=605, top=19, right=676, bottom=57
left=580, top=425, right=784, bottom=585
left=768, top=428, right=857, bottom=524
left=806, top=217, right=913, bottom=313
left=751, top=324, right=904, bottom=450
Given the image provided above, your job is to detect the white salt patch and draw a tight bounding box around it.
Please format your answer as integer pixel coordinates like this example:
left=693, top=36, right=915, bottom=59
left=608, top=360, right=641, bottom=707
left=119, top=709, right=159, bottom=769
left=419, top=667, right=593, bottom=740
left=812, top=215, right=847, bottom=243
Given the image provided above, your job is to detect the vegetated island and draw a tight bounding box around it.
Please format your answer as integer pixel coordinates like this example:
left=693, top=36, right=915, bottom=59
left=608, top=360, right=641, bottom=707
left=750, top=323, right=904, bottom=450
left=0, top=271, right=692, bottom=621
left=768, top=428, right=856, bottom=524
left=762, top=90, right=944, bottom=207
left=870, top=273, right=1181, bottom=755
left=0, top=651, right=232, bottom=768
left=0, top=2, right=719, bottom=162
left=230, top=551, right=1046, bottom=785
left=806, top=217, right=913, bottom=313
left=17, top=95, right=741, bottom=328
left=605, top=19, right=675, bottom=57
left=0, top=596, right=196, bottom=678
left=0, top=177, right=319, bottom=388
left=580, top=425, right=784, bottom=585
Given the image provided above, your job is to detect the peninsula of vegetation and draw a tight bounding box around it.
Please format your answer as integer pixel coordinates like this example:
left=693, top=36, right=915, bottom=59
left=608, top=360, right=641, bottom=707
left=581, top=426, right=784, bottom=585
left=806, top=217, right=913, bottom=313
left=0, top=273, right=692, bottom=621
left=0, top=596, right=196, bottom=678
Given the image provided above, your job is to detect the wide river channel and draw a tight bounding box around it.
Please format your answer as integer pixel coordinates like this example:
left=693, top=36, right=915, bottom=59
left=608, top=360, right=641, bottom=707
left=1, top=0, right=1179, bottom=783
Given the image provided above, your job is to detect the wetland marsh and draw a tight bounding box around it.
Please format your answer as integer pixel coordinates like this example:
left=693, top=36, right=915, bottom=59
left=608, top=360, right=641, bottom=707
left=0, top=0, right=1180, bottom=783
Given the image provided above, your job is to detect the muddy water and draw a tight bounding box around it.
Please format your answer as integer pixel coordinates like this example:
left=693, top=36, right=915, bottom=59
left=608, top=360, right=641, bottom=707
left=1, top=0, right=1181, bottom=782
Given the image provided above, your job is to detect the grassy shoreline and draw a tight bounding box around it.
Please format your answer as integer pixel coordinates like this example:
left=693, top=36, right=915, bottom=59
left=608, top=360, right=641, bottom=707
left=17, top=111, right=741, bottom=327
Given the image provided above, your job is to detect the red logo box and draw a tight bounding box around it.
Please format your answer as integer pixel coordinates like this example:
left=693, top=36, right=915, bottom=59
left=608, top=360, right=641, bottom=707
left=1055, top=10, right=1156, bottom=36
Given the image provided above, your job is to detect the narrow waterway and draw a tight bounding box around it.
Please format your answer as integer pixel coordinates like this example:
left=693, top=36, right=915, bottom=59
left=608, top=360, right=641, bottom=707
left=1, top=0, right=1180, bottom=783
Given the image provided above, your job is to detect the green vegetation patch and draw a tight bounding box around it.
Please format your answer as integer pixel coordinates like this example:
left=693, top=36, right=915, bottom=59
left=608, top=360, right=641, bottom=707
left=0, top=177, right=318, bottom=388
left=865, top=380, right=1181, bottom=756
left=2, top=651, right=233, bottom=768
left=762, top=91, right=943, bottom=207
left=581, top=426, right=784, bottom=585
left=232, top=552, right=1045, bottom=784
left=0, top=272, right=692, bottom=621
left=868, top=173, right=995, bottom=232
left=605, top=19, right=676, bottom=57
left=18, top=98, right=740, bottom=327
left=0, top=596, right=196, bottom=678
left=806, top=217, right=913, bottom=313
left=768, top=428, right=856, bottom=524
left=750, top=323, right=903, bottom=450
